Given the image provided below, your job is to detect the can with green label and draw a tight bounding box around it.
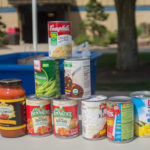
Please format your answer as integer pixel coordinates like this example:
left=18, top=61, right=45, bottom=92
left=34, top=57, right=61, bottom=98
left=106, top=96, right=134, bottom=143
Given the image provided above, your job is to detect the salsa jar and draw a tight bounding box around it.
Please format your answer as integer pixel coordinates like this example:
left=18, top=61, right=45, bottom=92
left=0, top=79, right=26, bottom=138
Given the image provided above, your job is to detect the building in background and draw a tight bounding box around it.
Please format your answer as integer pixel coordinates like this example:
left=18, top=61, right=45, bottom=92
left=0, top=0, right=150, bottom=43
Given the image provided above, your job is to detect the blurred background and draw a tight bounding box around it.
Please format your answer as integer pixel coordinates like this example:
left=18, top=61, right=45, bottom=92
left=0, top=0, right=150, bottom=95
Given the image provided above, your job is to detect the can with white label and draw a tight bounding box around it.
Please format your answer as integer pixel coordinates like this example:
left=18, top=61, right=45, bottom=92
left=64, top=57, right=91, bottom=99
left=81, top=95, right=107, bottom=140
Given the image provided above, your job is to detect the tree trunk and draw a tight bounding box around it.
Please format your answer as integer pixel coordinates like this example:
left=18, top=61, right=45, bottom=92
left=115, top=0, right=138, bottom=70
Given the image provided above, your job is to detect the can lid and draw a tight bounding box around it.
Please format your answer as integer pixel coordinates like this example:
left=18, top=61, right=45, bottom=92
left=0, top=79, right=22, bottom=85
left=130, top=91, right=150, bottom=98
left=83, top=95, right=107, bottom=102
left=34, top=56, right=57, bottom=61
left=65, top=57, right=90, bottom=61
left=53, top=95, right=75, bottom=102
left=27, top=95, right=51, bottom=101
left=108, top=96, right=132, bottom=103
left=48, top=21, right=72, bottom=23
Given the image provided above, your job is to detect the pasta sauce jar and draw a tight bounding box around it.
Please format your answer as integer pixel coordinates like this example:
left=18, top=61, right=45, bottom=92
left=26, top=95, right=52, bottom=136
left=0, top=79, right=26, bottom=138
left=53, top=97, right=79, bottom=138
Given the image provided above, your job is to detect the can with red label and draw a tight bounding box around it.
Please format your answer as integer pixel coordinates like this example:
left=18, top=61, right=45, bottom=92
left=26, top=95, right=52, bottom=136
left=48, top=21, right=72, bottom=58
left=106, top=96, right=134, bottom=143
left=53, top=97, right=79, bottom=138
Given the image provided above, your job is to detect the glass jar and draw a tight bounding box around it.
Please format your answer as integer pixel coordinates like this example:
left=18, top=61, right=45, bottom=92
left=0, top=79, right=26, bottom=137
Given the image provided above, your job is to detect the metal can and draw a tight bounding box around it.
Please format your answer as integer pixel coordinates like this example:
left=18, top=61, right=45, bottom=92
left=34, top=57, right=61, bottom=98
left=26, top=95, right=52, bottom=136
left=64, top=57, right=91, bottom=99
left=106, top=96, right=134, bottom=143
left=130, top=91, right=150, bottom=137
left=81, top=95, right=107, bottom=140
left=53, top=97, right=79, bottom=138
left=48, top=21, right=72, bottom=58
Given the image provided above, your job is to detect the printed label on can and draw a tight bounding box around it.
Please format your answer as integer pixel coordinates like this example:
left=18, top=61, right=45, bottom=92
left=106, top=102, right=134, bottom=142
left=26, top=101, right=52, bottom=135
left=64, top=59, right=91, bottom=99
left=132, top=97, right=150, bottom=136
left=0, top=97, right=26, bottom=130
left=48, top=22, right=72, bottom=58
left=34, top=59, right=61, bottom=98
left=82, top=101, right=107, bottom=139
left=53, top=100, right=79, bottom=137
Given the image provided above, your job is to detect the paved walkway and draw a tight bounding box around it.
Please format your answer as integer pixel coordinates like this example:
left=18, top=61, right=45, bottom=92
left=0, top=43, right=150, bottom=55
left=96, top=91, right=130, bottom=97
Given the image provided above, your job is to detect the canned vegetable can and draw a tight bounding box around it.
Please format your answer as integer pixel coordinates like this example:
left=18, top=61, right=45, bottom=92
left=81, top=95, right=107, bottom=140
left=34, top=57, right=61, bottom=98
left=130, top=91, right=150, bottom=137
left=53, top=97, right=79, bottom=138
left=64, top=57, right=91, bottom=99
left=106, top=96, right=134, bottom=143
left=48, top=21, right=72, bottom=58
left=26, top=95, right=52, bottom=136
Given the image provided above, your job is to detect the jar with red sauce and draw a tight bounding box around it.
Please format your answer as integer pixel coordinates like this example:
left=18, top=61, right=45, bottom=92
left=0, top=79, right=26, bottom=137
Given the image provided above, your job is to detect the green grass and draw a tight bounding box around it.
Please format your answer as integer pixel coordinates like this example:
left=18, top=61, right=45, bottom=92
left=97, top=53, right=116, bottom=68
left=97, top=52, right=150, bottom=68
left=96, top=52, right=150, bottom=91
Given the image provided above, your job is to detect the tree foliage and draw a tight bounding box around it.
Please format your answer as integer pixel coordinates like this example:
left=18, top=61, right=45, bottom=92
left=0, top=16, right=6, bottom=45
left=80, top=0, right=108, bottom=37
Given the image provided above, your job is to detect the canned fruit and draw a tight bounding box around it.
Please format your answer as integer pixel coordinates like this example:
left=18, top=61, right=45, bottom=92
left=53, top=99, right=79, bottom=137
left=106, top=100, right=134, bottom=142
left=64, top=58, right=91, bottom=99
left=82, top=95, right=107, bottom=140
left=131, top=91, right=150, bottom=137
left=34, top=58, right=61, bottom=98
left=48, top=21, right=72, bottom=58
left=26, top=98, right=52, bottom=135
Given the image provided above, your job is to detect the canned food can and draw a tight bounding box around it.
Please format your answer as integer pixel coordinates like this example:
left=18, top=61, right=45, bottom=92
left=26, top=95, right=52, bottom=136
left=106, top=96, right=134, bottom=143
left=64, top=57, right=91, bottom=99
left=53, top=97, right=79, bottom=138
left=130, top=91, right=150, bottom=137
left=81, top=95, right=107, bottom=140
left=48, top=21, right=72, bottom=58
left=34, top=57, right=61, bottom=98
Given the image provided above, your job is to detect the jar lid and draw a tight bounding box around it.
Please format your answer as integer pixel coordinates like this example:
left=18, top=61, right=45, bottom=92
left=0, top=79, right=22, bottom=85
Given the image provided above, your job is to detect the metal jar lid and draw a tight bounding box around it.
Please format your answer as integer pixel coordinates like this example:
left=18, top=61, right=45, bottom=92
left=0, top=79, right=22, bottom=85
left=130, top=91, right=150, bottom=98
left=108, top=96, right=132, bottom=104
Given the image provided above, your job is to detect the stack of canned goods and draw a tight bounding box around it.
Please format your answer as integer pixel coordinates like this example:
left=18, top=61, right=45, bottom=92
left=23, top=21, right=150, bottom=143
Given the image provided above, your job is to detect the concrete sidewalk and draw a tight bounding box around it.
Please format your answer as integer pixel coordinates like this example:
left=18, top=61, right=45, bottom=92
left=0, top=43, right=150, bottom=55
left=96, top=91, right=130, bottom=97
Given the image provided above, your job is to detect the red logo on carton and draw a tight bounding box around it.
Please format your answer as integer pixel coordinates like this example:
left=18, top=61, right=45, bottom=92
left=34, top=60, right=41, bottom=72
left=148, top=100, right=150, bottom=107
